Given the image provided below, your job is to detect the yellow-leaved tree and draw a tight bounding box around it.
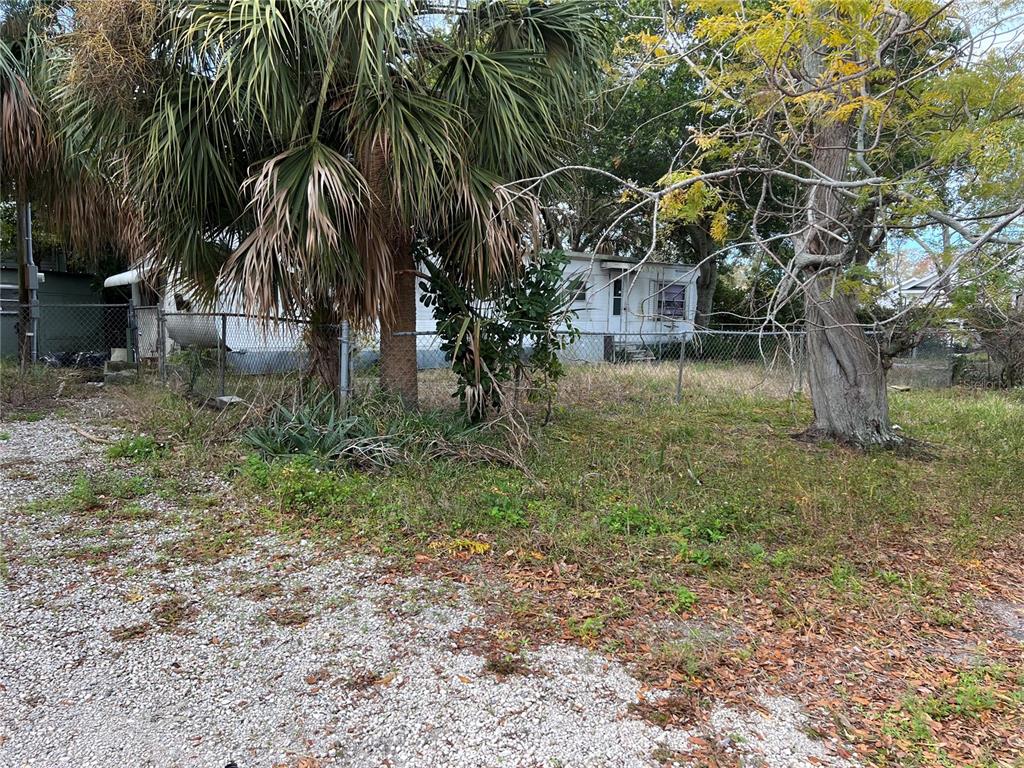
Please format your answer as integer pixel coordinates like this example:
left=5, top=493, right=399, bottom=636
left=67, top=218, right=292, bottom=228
left=672, top=0, right=1024, bottom=445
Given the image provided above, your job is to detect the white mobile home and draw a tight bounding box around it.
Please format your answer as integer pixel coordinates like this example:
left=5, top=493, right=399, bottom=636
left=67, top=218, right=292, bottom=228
left=105, top=251, right=699, bottom=369
left=103, top=266, right=305, bottom=373
left=411, top=252, right=699, bottom=363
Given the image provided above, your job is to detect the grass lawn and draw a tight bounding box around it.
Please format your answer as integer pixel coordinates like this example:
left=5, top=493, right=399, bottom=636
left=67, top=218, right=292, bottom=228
left=250, top=365, right=1023, bottom=573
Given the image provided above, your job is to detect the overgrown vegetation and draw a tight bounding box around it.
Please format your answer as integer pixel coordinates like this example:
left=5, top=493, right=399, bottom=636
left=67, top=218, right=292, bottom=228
left=242, top=392, right=525, bottom=471
left=420, top=249, right=579, bottom=420
left=219, top=367, right=1024, bottom=599
left=0, top=360, right=92, bottom=417
left=6, top=362, right=1023, bottom=766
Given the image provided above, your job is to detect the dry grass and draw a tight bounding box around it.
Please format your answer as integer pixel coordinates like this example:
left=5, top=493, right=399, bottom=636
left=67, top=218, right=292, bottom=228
left=553, top=361, right=800, bottom=406
left=350, top=360, right=801, bottom=418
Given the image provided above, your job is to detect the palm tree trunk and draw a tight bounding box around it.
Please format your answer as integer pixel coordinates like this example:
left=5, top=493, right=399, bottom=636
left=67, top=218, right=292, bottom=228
left=379, top=235, right=418, bottom=407
left=306, top=307, right=340, bottom=394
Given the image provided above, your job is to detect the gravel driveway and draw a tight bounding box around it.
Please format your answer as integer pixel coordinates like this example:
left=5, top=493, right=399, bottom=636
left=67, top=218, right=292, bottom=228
left=0, top=411, right=858, bottom=768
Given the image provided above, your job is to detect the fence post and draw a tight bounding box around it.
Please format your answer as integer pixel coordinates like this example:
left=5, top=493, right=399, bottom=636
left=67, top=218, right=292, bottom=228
left=157, top=306, right=167, bottom=384
left=127, top=304, right=137, bottom=367
left=796, top=332, right=806, bottom=394
left=219, top=313, right=227, bottom=398
left=674, top=332, right=687, bottom=404
left=338, top=320, right=351, bottom=410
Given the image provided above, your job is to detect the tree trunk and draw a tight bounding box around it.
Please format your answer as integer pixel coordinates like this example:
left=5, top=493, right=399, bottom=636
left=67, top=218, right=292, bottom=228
left=803, top=270, right=899, bottom=445
left=15, top=193, right=31, bottom=367
left=305, top=312, right=340, bottom=394
left=689, top=224, right=717, bottom=328
left=379, top=236, right=418, bottom=407
left=791, top=113, right=898, bottom=446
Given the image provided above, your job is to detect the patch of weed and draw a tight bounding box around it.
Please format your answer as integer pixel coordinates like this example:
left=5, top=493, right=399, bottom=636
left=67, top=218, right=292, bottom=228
left=481, top=482, right=528, bottom=528
left=601, top=502, right=661, bottom=536
left=881, top=666, right=1013, bottom=765
left=241, top=455, right=366, bottom=519
left=483, top=651, right=529, bottom=677
left=110, top=622, right=153, bottom=641
left=106, top=435, right=166, bottom=462
left=8, top=411, right=45, bottom=423
left=151, top=594, right=197, bottom=630
left=266, top=606, right=311, bottom=626
left=669, top=585, right=699, bottom=614
left=569, top=614, right=606, bottom=641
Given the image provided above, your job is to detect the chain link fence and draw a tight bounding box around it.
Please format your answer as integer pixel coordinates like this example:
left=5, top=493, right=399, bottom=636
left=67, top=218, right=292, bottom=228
left=1, top=303, right=1013, bottom=414
left=386, top=330, right=808, bottom=411
left=0, top=303, right=133, bottom=367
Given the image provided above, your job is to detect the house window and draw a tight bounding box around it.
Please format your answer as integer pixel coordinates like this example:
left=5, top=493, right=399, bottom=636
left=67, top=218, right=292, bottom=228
left=565, top=274, right=589, bottom=305
left=612, top=278, right=622, bottom=316
left=657, top=282, right=688, bottom=318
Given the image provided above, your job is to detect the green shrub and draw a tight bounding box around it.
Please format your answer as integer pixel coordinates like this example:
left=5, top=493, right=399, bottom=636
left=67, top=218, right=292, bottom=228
left=601, top=503, right=662, bottom=535
left=106, top=435, right=165, bottom=461
left=420, top=249, right=579, bottom=420
left=670, top=585, right=699, bottom=613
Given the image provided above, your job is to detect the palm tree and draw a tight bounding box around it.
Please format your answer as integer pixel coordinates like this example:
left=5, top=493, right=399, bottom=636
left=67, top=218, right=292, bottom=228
left=2, top=1, right=135, bottom=364
left=54, top=0, right=607, bottom=403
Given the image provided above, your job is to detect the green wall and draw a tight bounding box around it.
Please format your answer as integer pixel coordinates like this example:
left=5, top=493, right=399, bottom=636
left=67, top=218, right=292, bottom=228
left=0, top=268, right=117, bottom=358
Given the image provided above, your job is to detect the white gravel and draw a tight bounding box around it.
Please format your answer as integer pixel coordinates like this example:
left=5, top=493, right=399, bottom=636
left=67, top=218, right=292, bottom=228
left=0, top=413, right=859, bottom=768
left=985, top=599, right=1024, bottom=642
left=710, top=696, right=858, bottom=768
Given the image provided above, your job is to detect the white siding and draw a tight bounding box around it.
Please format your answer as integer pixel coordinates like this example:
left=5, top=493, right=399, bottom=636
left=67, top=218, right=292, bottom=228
left=411, top=253, right=698, bottom=344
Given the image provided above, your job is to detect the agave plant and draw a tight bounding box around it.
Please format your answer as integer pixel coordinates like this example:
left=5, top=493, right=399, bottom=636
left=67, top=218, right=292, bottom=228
left=242, top=391, right=497, bottom=469
left=51, top=0, right=608, bottom=403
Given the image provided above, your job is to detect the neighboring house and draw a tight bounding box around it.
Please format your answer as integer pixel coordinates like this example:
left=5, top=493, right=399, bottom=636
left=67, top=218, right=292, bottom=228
left=889, top=270, right=948, bottom=307
left=408, top=251, right=699, bottom=363
left=888, top=267, right=1024, bottom=312
left=0, top=253, right=108, bottom=359
left=103, top=251, right=699, bottom=370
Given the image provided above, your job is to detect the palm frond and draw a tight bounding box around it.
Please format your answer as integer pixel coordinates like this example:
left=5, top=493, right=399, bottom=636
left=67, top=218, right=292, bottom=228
left=349, top=79, right=468, bottom=221
left=426, top=166, right=540, bottom=293
left=0, top=32, right=47, bottom=187
left=225, top=140, right=387, bottom=320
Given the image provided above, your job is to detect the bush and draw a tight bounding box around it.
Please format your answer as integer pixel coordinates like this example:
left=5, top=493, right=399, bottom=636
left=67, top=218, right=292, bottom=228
left=106, top=435, right=165, bottom=461
left=238, top=455, right=365, bottom=517
left=420, top=249, right=579, bottom=420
